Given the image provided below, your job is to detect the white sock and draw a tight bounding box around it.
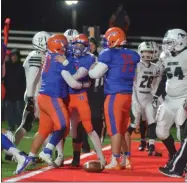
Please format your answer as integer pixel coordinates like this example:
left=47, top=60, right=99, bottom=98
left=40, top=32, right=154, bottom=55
left=29, top=152, right=36, bottom=157
left=46, top=143, right=55, bottom=151
left=88, top=130, right=105, bottom=162
left=56, top=139, right=64, bottom=157
left=149, top=139, right=155, bottom=145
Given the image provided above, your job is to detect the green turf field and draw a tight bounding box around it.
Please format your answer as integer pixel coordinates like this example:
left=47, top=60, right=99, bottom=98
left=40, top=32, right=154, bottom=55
left=1, top=121, right=178, bottom=178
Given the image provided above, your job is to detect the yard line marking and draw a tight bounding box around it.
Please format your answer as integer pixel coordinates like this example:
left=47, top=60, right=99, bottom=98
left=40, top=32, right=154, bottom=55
left=4, top=146, right=111, bottom=182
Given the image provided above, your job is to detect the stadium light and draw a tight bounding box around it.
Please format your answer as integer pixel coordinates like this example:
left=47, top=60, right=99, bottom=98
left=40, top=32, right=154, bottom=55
left=65, top=1, right=78, bottom=5
left=65, top=1, right=79, bottom=29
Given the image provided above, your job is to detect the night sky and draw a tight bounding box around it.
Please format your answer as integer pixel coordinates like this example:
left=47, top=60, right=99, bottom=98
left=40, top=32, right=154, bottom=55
left=2, top=0, right=187, bottom=37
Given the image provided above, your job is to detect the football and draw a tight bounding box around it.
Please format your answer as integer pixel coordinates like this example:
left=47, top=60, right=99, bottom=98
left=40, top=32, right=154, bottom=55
left=83, top=160, right=105, bottom=173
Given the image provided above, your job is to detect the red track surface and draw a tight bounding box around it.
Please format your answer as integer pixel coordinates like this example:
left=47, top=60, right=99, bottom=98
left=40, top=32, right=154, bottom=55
left=4, top=142, right=185, bottom=182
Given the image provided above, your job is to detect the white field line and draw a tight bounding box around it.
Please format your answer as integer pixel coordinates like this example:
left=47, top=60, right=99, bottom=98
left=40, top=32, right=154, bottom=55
left=4, top=145, right=111, bottom=182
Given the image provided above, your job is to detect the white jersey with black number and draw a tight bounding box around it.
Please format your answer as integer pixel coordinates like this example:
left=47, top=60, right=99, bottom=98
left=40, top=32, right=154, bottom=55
left=134, top=61, right=160, bottom=93
left=160, top=49, right=187, bottom=98
left=23, top=50, right=43, bottom=98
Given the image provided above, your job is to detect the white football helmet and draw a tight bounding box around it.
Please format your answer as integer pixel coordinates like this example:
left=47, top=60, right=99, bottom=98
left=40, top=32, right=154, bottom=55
left=138, top=41, right=154, bottom=61
left=64, top=29, right=79, bottom=42
left=151, top=41, right=161, bottom=61
left=162, top=29, right=187, bottom=52
left=32, top=31, right=51, bottom=51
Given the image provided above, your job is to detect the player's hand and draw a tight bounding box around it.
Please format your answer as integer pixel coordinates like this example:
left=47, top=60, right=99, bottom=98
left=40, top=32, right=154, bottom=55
left=152, top=95, right=159, bottom=109
left=5, top=130, right=15, bottom=143
left=55, top=55, right=66, bottom=63
left=26, top=97, right=34, bottom=112
left=55, top=55, right=69, bottom=66
left=183, top=99, right=187, bottom=111
left=135, top=125, right=140, bottom=134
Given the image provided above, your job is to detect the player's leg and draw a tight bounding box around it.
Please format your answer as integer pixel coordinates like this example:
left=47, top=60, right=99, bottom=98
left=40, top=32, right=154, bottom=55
left=14, top=93, right=36, bottom=146
left=145, top=103, right=162, bottom=156
left=40, top=97, right=70, bottom=165
left=54, top=96, right=70, bottom=166
left=1, top=133, right=28, bottom=174
left=105, top=94, right=131, bottom=169
left=159, top=137, right=187, bottom=178
left=76, top=92, right=106, bottom=165
left=121, top=112, right=133, bottom=169
left=17, top=95, right=54, bottom=173
left=139, top=118, right=147, bottom=151
left=125, top=102, right=141, bottom=154
left=156, top=99, right=176, bottom=167
left=175, top=103, right=187, bottom=142
left=71, top=110, right=84, bottom=167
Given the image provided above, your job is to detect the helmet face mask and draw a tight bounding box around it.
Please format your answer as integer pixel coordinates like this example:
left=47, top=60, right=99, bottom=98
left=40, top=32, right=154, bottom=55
left=73, top=43, right=86, bottom=57
left=32, top=31, right=51, bottom=52
left=64, top=29, right=79, bottom=43
left=141, top=50, right=154, bottom=61
left=138, top=42, right=154, bottom=62
left=162, top=29, right=187, bottom=53
left=72, top=34, right=89, bottom=57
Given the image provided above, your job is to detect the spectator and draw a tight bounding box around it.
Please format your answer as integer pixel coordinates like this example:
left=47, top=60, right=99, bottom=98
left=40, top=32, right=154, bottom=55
left=89, top=37, right=99, bottom=56
left=4, top=49, right=26, bottom=131
left=109, top=4, right=130, bottom=34
left=82, top=37, right=105, bottom=153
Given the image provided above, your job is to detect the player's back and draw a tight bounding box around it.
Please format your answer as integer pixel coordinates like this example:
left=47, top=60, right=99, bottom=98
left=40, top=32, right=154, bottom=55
left=100, top=48, right=140, bottom=94
left=23, top=50, right=43, bottom=94
left=68, top=53, right=95, bottom=94
left=161, top=49, right=187, bottom=97
left=39, top=52, right=68, bottom=98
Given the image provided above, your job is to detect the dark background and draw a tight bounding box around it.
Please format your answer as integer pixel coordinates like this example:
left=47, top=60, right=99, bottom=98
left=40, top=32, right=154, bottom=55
left=1, top=0, right=187, bottom=36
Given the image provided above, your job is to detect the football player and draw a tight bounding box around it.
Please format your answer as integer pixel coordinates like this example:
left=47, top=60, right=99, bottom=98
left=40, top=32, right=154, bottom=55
left=128, top=42, right=162, bottom=156
left=153, top=29, right=187, bottom=168
left=18, top=34, right=90, bottom=172
left=89, top=27, right=140, bottom=169
left=14, top=31, right=51, bottom=146
left=57, top=34, right=106, bottom=167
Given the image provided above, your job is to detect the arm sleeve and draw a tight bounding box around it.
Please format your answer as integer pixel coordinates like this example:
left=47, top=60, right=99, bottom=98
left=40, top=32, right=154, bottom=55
left=154, top=72, right=167, bottom=97
left=61, top=70, right=84, bottom=89
left=26, top=66, right=40, bottom=97
left=89, top=62, right=108, bottom=79
left=73, top=67, right=88, bottom=80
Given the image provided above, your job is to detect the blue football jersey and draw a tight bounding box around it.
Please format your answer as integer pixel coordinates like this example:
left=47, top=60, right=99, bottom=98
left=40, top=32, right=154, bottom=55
left=39, top=52, right=70, bottom=98
left=98, top=48, right=140, bottom=94
left=68, top=54, right=95, bottom=94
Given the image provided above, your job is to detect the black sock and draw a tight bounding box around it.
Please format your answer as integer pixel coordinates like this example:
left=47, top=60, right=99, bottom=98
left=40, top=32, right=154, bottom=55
left=73, top=151, right=80, bottom=162
left=140, top=121, right=147, bottom=139
left=162, top=134, right=177, bottom=157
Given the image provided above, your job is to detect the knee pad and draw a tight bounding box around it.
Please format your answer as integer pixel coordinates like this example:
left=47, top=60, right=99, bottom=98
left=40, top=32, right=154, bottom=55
left=148, top=123, right=157, bottom=139
left=156, top=104, right=174, bottom=140
left=73, top=123, right=84, bottom=143
left=22, top=111, right=35, bottom=132
left=156, top=123, right=170, bottom=140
